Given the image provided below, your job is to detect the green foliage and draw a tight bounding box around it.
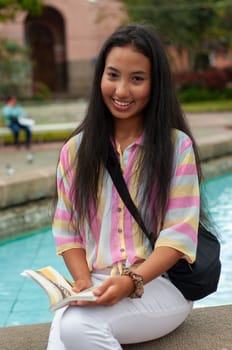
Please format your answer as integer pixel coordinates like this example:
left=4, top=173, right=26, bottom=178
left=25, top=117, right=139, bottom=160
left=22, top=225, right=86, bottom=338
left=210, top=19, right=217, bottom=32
left=0, top=0, right=42, bottom=21
left=121, top=0, right=232, bottom=69
left=182, top=98, right=232, bottom=112
left=33, top=82, right=52, bottom=101
left=2, top=39, right=29, bottom=54
left=0, top=0, right=42, bottom=96
left=179, top=86, right=232, bottom=103
left=0, top=39, right=32, bottom=98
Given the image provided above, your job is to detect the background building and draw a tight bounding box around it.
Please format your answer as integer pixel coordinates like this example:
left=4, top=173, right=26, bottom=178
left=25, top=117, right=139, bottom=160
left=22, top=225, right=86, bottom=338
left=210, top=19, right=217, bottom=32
left=0, top=0, right=125, bottom=98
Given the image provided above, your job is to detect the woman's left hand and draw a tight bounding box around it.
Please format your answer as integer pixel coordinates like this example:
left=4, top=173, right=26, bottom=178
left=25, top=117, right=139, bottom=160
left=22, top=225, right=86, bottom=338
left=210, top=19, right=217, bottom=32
left=73, top=275, right=134, bottom=306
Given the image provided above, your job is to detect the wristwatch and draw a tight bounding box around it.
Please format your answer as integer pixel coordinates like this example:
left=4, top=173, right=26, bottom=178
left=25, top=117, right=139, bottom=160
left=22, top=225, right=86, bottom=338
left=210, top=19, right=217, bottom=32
left=121, top=268, right=144, bottom=298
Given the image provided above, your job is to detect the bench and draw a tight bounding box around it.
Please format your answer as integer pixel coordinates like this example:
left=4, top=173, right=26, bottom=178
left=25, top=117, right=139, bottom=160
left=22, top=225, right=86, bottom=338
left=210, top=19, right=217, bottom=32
left=0, top=305, right=231, bottom=350
left=0, top=122, right=78, bottom=144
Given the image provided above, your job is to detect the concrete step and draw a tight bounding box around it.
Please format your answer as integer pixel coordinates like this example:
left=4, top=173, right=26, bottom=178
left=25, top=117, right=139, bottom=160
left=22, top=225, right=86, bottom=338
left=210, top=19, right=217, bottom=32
left=0, top=305, right=231, bottom=350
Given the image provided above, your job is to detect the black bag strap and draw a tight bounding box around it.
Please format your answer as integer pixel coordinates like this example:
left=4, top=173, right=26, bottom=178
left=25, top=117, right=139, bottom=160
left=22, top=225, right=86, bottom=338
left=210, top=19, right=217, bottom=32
left=106, top=143, right=155, bottom=247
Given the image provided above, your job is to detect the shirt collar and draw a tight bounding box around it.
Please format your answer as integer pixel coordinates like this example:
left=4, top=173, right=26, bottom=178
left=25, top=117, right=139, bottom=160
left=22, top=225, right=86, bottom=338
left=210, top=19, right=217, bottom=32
left=111, top=132, right=144, bottom=151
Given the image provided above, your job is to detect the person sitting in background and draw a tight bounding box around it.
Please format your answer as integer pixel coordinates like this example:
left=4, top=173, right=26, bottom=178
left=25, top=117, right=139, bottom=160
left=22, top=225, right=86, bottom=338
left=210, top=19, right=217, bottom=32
left=2, top=96, right=34, bottom=161
left=2, top=96, right=32, bottom=148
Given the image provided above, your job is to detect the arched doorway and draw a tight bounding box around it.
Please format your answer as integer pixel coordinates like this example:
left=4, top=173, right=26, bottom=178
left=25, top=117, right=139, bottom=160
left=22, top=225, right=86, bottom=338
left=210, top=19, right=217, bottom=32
left=25, top=6, right=67, bottom=94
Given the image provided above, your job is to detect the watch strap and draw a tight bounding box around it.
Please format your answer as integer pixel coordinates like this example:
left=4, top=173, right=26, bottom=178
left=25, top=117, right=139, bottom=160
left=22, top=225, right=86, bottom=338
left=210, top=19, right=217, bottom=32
left=121, top=268, right=144, bottom=298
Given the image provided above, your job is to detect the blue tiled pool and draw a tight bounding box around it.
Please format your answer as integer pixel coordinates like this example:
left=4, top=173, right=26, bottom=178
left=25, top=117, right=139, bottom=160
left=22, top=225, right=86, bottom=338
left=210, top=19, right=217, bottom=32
left=0, top=227, right=69, bottom=327
left=0, top=173, right=232, bottom=326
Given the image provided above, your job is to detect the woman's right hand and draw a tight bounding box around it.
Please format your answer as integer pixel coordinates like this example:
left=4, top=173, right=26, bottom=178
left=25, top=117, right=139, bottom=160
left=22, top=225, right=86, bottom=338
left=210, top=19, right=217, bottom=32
left=70, top=278, right=93, bottom=306
left=72, top=278, right=93, bottom=293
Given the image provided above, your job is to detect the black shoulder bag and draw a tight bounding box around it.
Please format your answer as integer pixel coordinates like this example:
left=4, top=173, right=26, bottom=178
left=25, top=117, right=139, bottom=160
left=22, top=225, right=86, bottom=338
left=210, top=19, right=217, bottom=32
left=106, top=145, right=221, bottom=301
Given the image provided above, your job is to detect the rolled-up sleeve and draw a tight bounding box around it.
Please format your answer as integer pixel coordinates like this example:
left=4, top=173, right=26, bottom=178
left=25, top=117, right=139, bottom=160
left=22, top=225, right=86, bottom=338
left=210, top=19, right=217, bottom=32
left=155, top=131, right=200, bottom=263
left=53, top=140, right=84, bottom=255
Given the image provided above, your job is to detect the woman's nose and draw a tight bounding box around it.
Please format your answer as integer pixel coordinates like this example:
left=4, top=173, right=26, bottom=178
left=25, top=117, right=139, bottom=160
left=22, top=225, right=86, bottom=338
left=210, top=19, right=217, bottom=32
left=115, top=80, right=129, bottom=97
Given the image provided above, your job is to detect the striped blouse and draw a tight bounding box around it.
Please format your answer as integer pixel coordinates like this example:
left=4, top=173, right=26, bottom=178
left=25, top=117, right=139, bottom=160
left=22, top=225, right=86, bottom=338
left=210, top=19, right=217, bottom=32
left=53, top=129, right=200, bottom=272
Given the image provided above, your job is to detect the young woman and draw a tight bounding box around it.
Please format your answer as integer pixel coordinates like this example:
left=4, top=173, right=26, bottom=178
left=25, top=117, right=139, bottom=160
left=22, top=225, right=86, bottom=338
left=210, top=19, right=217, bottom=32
left=48, top=24, right=202, bottom=349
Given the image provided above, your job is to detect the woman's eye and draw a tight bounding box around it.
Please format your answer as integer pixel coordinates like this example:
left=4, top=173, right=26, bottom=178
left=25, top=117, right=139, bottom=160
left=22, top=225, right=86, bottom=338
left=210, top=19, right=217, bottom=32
left=107, top=72, right=118, bottom=79
left=132, top=76, right=144, bottom=82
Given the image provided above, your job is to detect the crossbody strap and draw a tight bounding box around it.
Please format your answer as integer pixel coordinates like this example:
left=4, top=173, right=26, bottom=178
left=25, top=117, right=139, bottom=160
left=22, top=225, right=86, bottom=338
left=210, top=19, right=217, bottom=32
left=106, top=143, right=155, bottom=247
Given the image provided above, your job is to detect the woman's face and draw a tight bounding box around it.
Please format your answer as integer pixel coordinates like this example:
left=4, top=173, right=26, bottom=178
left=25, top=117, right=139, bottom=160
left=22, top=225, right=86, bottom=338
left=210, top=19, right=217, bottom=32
left=101, top=45, right=151, bottom=123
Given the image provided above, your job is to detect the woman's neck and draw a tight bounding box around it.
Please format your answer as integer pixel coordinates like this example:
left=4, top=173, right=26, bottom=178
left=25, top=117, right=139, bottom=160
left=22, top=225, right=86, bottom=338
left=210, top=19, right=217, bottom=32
left=114, top=118, right=143, bottom=152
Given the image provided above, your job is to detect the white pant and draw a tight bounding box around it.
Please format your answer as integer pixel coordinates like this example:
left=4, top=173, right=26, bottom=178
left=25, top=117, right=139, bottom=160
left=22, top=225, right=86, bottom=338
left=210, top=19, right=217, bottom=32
left=47, top=273, right=193, bottom=350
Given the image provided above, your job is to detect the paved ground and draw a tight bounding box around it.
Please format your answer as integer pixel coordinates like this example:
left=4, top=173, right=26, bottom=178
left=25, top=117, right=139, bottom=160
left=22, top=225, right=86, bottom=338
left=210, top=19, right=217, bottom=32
left=0, top=142, right=62, bottom=180
left=0, top=101, right=232, bottom=181
left=1, top=305, right=231, bottom=350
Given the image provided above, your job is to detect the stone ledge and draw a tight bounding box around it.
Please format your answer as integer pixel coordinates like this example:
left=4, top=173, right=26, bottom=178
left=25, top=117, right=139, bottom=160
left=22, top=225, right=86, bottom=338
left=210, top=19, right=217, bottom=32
left=0, top=122, right=78, bottom=144
left=0, top=198, right=52, bottom=241
left=198, top=134, right=232, bottom=161
left=0, top=168, right=55, bottom=208
left=202, top=155, right=232, bottom=179
left=0, top=305, right=231, bottom=350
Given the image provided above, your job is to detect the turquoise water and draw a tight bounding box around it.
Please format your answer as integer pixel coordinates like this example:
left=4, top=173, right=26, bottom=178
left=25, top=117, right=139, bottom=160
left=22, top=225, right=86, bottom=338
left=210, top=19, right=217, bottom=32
left=0, top=173, right=232, bottom=326
left=196, top=173, right=232, bottom=308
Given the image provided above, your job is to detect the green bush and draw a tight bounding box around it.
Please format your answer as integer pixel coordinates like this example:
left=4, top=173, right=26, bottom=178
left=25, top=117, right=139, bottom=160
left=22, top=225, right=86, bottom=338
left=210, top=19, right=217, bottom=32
left=33, top=82, right=52, bottom=101
left=221, top=88, right=232, bottom=99
left=178, top=86, right=232, bottom=103
left=0, top=39, right=32, bottom=98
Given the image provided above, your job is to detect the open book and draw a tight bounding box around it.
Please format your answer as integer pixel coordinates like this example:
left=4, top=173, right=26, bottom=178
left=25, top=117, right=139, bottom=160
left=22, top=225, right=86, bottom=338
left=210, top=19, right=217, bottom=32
left=21, top=266, right=98, bottom=312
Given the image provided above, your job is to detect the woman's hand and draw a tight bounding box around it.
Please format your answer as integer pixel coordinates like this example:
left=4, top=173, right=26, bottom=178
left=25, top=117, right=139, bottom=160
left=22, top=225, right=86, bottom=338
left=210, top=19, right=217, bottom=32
left=71, top=275, right=134, bottom=307
left=72, top=278, right=93, bottom=292
left=69, top=278, right=93, bottom=306
left=94, top=275, right=134, bottom=305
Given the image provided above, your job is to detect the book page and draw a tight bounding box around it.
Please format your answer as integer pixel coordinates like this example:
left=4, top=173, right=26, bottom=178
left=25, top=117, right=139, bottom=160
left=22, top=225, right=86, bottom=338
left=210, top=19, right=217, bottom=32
left=21, top=266, right=98, bottom=311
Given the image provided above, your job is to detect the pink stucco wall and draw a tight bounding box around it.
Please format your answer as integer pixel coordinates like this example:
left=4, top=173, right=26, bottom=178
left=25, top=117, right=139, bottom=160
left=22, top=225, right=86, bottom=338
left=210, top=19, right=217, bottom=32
left=1, top=1, right=232, bottom=71
left=0, top=0, right=126, bottom=96
left=0, top=0, right=126, bottom=61
left=0, top=12, right=26, bottom=44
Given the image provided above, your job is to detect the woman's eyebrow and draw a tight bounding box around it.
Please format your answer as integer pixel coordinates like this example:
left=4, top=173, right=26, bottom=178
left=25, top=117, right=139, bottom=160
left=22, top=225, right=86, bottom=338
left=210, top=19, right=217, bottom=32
left=105, top=66, right=119, bottom=72
left=131, top=70, right=146, bottom=75
left=105, top=66, right=146, bottom=75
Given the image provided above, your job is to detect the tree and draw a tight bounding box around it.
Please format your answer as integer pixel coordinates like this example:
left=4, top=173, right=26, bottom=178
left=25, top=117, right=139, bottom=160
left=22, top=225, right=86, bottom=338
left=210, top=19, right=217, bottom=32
left=0, top=0, right=43, bottom=97
left=0, top=0, right=42, bottom=21
left=0, top=39, right=32, bottom=97
left=120, top=0, right=232, bottom=71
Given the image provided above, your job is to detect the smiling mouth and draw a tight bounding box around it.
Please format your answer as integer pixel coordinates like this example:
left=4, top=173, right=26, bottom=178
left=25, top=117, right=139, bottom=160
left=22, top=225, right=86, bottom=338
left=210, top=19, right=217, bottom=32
left=112, top=99, right=132, bottom=108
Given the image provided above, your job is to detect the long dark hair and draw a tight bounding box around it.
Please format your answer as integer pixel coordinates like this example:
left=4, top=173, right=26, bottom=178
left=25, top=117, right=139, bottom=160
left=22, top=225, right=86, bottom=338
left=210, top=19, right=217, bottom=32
left=64, top=24, right=203, bottom=232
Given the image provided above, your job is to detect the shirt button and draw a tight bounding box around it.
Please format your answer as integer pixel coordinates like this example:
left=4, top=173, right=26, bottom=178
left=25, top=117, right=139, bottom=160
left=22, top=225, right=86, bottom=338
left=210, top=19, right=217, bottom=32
left=118, top=228, right=122, bottom=233
left=120, top=248, right=125, bottom=252
left=117, top=207, right=122, bottom=212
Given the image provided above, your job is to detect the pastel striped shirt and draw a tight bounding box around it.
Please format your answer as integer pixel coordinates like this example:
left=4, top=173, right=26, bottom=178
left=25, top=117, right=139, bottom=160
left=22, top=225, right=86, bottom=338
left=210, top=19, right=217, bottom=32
left=53, top=129, right=200, bottom=272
